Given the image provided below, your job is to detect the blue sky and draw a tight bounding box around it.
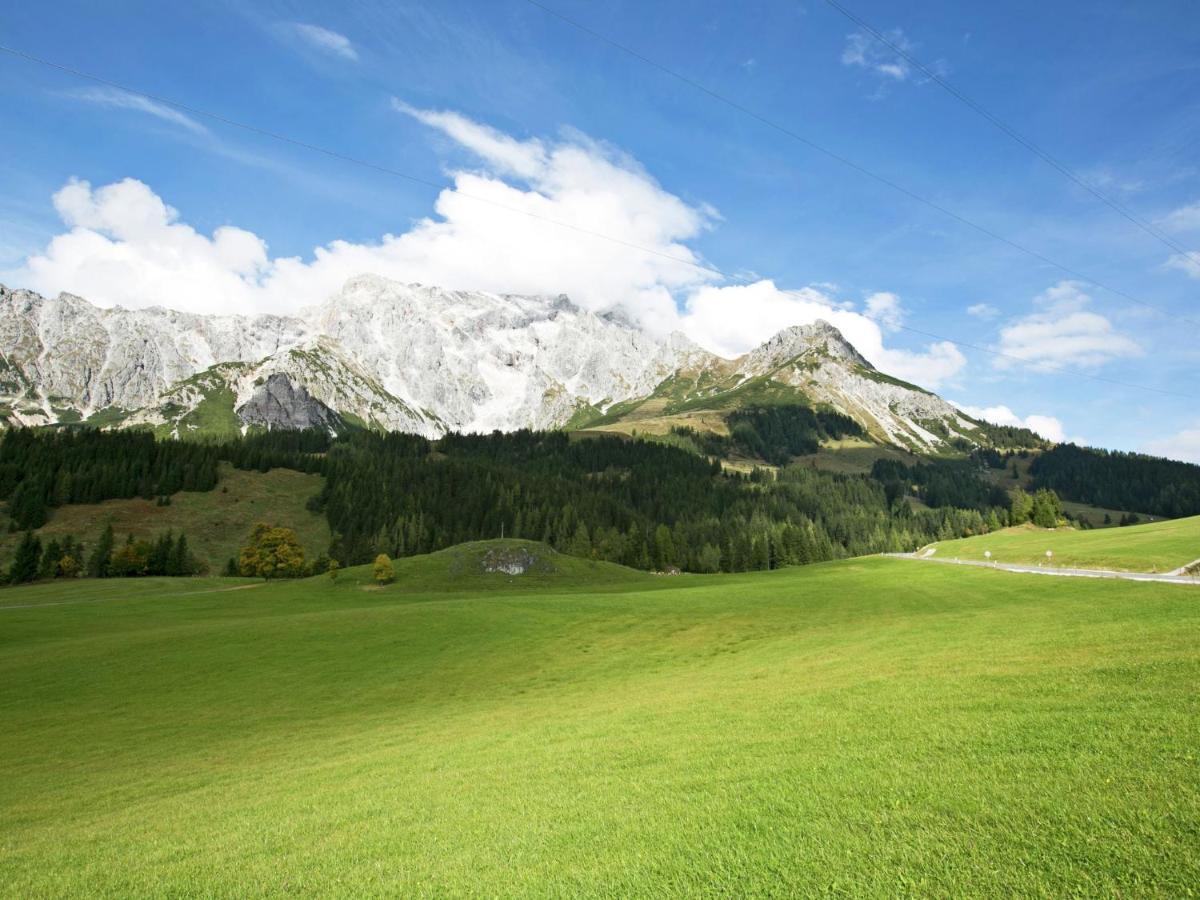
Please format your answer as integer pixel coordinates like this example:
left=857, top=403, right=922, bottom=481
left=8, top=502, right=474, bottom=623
left=1, top=0, right=1198, bottom=458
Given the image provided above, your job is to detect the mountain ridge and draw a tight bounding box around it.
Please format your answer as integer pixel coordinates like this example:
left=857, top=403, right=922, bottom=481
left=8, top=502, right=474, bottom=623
left=0, top=276, right=995, bottom=451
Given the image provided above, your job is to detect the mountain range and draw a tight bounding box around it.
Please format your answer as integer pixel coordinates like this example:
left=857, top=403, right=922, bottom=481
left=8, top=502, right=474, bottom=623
left=0, top=274, right=995, bottom=451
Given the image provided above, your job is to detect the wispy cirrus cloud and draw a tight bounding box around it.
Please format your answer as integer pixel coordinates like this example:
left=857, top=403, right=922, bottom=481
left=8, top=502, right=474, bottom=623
left=284, top=23, right=358, bottom=61
left=966, top=302, right=1000, bottom=319
left=1161, top=200, right=1200, bottom=231
left=1164, top=251, right=1200, bottom=279
left=841, top=28, right=948, bottom=90
left=67, top=87, right=207, bottom=134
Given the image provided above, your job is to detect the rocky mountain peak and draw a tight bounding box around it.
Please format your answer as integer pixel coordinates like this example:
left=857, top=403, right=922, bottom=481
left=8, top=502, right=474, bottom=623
left=736, top=319, right=871, bottom=375
left=0, top=276, right=983, bottom=452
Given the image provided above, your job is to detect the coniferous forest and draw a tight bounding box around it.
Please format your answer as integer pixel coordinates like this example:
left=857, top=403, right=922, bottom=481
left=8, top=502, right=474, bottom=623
left=2, top=425, right=1197, bottom=577
left=1030, top=444, right=1200, bottom=519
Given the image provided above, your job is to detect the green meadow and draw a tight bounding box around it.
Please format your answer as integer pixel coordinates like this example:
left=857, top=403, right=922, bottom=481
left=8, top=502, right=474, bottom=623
left=2, top=543, right=1197, bottom=896
left=926, top=514, right=1200, bottom=572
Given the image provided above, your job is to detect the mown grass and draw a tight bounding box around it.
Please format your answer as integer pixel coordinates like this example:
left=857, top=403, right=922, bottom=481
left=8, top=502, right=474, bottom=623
left=1, top=552, right=1197, bottom=896
left=927, top=514, right=1200, bottom=572
left=0, top=463, right=330, bottom=573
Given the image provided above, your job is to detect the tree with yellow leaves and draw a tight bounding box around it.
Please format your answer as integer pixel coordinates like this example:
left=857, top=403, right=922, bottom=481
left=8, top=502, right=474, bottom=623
left=372, top=553, right=394, bottom=585
left=238, top=524, right=306, bottom=580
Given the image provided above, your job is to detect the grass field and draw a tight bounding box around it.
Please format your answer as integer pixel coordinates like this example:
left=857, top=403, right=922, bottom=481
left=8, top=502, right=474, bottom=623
left=2, top=541, right=1197, bottom=896
left=926, top=514, right=1200, bottom=572
left=0, top=463, right=330, bottom=574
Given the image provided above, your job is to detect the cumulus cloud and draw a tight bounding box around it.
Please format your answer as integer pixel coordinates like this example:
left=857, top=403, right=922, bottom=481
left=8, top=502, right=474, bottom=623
left=954, top=403, right=1068, bottom=443
left=994, top=281, right=1141, bottom=371
left=286, top=23, right=358, bottom=61
left=864, top=291, right=904, bottom=329
left=966, top=302, right=999, bottom=319
left=16, top=178, right=270, bottom=315
left=682, top=281, right=965, bottom=387
left=1141, top=425, right=1200, bottom=464
left=9, top=105, right=966, bottom=387
left=67, top=87, right=207, bottom=134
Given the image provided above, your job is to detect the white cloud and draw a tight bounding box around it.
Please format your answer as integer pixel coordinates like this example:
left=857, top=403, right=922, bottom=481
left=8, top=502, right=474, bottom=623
left=393, top=100, right=547, bottom=179
left=286, top=23, right=358, bottom=61
left=840, top=29, right=948, bottom=89
left=954, top=403, right=1068, bottom=443
left=966, top=302, right=999, bottom=319
left=8, top=106, right=965, bottom=388
left=1141, top=426, right=1200, bottom=464
left=1082, top=166, right=1144, bottom=195
left=1164, top=249, right=1200, bottom=279
left=994, top=281, right=1141, bottom=371
left=1161, top=200, right=1200, bottom=231
left=842, top=31, right=912, bottom=81
left=682, top=281, right=965, bottom=388
left=67, top=87, right=207, bottom=134
left=16, top=178, right=270, bottom=315
left=864, top=291, right=904, bottom=329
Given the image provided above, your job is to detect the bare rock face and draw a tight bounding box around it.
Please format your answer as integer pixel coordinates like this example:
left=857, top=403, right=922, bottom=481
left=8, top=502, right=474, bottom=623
left=0, top=277, right=986, bottom=451
left=480, top=546, right=547, bottom=575
left=236, top=374, right=341, bottom=431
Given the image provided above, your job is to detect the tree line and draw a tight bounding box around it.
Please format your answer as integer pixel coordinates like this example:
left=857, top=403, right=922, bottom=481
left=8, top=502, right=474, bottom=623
left=1030, top=444, right=1200, bottom=519
left=669, top=404, right=863, bottom=465
left=8, top=524, right=200, bottom=585
left=5, top=424, right=1195, bottom=581
left=0, top=429, right=220, bottom=530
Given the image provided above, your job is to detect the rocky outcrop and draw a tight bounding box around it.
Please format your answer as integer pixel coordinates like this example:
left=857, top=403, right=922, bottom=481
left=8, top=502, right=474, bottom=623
left=236, top=374, right=342, bottom=431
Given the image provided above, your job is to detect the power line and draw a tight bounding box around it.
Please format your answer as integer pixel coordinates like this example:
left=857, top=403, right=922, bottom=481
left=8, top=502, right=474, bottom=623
left=821, top=0, right=1200, bottom=271
left=522, top=0, right=1200, bottom=330
left=0, top=43, right=1191, bottom=401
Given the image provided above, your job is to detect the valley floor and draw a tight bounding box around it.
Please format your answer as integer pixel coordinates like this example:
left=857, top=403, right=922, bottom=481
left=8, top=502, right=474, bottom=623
left=2, top=556, right=1197, bottom=896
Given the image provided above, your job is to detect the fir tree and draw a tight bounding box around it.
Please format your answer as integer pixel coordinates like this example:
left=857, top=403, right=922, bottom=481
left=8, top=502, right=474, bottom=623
left=88, top=525, right=115, bottom=578
left=8, top=531, right=42, bottom=584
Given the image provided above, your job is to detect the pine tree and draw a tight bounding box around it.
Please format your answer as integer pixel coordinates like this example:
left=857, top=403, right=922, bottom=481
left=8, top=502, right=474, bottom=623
left=39, top=538, right=62, bottom=580
left=8, top=531, right=42, bottom=584
left=652, top=524, right=676, bottom=571
left=168, top=533, right=191, bottom=576
left=88, top=525, right=115, bottom=578
left=1010, top=488, right=1034, bottom=524
left=566, top=522, right=592, bottom=559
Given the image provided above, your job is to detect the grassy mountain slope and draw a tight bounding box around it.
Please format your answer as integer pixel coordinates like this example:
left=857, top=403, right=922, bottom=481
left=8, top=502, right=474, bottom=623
left=0, top=463, right=329, bottom=573
left=2, top=556, right=1196, bottom=895
left=925, top=513, right=1200, bottom=572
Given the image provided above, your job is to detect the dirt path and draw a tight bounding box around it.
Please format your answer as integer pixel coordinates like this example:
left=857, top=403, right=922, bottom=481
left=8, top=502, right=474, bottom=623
left=886, top=552, right=1200, bottom=586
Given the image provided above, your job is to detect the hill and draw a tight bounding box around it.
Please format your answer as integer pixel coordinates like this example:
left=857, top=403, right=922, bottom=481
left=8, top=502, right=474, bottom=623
left=351, top=539, right=656, bottom=592
left=2, top=557, right=1195, bottom=895
left=923, top=513, right=1200, bottom=573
